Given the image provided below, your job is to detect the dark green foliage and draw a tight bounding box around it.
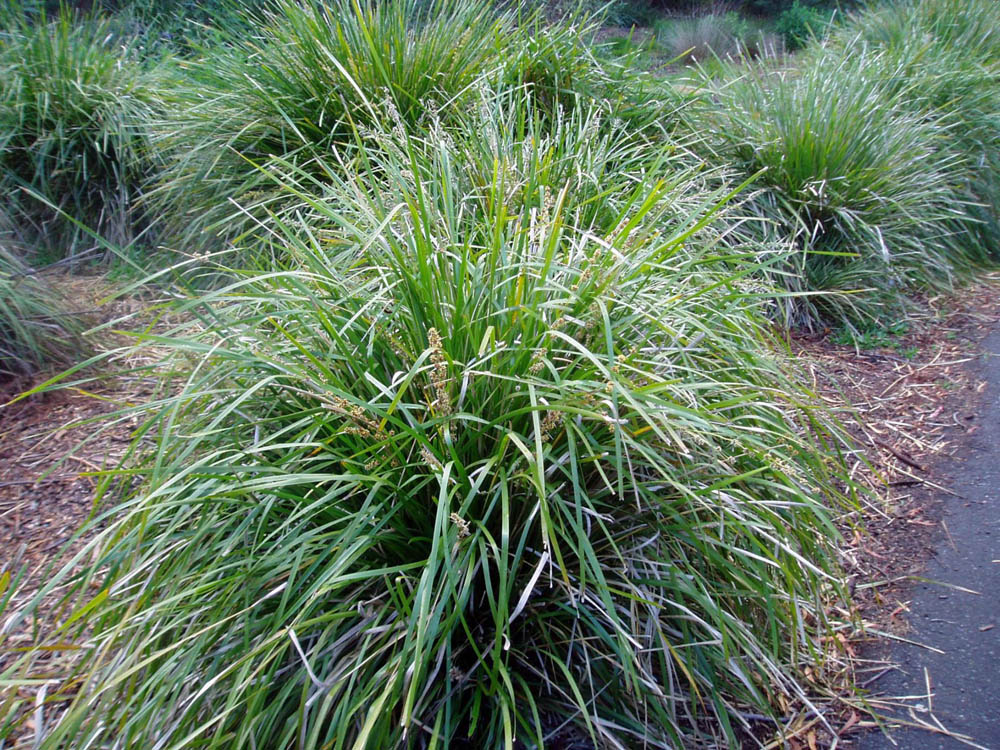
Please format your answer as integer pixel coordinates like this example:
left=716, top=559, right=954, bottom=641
left=830, top=319, right=908, bottom=349
left=743, top=0, right=848, bottom=17
left=775, top=1, right=833, bottom=49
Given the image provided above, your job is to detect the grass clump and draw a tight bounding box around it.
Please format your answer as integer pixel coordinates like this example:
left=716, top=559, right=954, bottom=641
left=0, top=247, right=86, bottom=378
left=0, top=7, right=162, bottom=259
left=248, top=85, right=703, bottom=267
left=823, top=0, right=1000, bottom=262
left=148, top=0, right=510, bottom=254
left=501, top=12, right=619, bottom=120
left=846, top=0, right=1000, bottom=62
left=703, top=48, right=976, bottom=325
left=29, top=106, right=854, bottom=748
left=148, top=0, right=661, bottom=259
left=656, top=12, right=783, bottom=65
left=672, top=0, right=1000, bottom=327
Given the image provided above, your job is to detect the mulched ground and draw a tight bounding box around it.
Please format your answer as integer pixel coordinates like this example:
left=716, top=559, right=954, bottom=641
left=0, top=274, right=160, bottom=745
left=2, top=274, right=999, bottom=748
left=2, top=275, right=152, bottom=602
left=795, top=282, right=1000, bottom=629
left=782, top=277, right=1000, bottom=749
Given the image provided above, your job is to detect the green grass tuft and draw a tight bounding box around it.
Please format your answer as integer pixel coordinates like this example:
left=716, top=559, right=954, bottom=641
left=0, top=247, right=87, bottom=378
left=701, top=48, right=980, bottom=325
left=0, top=7, right=164, bottom=259
left=27, top=103, right=855, bottom=749
left=823, top=0, right=1000, bottom=264
left=656, top=12, right=784, bottom=65
left=147, top=0, right=511, bottom=254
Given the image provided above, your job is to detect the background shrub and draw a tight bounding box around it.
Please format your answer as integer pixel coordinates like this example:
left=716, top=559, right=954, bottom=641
left=774, top=1, right=834, bottom=50
left=500, top=12, right=616, bottom=119
left=822, top=0, right=1000, bottom=263
left=742, top=0, right=850, bottom=16
left=149, top=0, right=665, bottom=260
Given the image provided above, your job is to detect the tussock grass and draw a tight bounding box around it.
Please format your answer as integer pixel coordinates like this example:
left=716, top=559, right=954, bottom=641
left=10, top=0, right=1000, bottom=746
left=699, top=47, right=981, bottom=325
left=147, top=0, right=511, bottom=253
left=233, top=85, right=706, bottom=270
left=823, top=0, right=1000, bottom=263
left=0, top=248, right=86, bottom=377
left=24, top=102, right=856, bottom=748
left=674, top=0, right=1000, bottom=326
left=147, top=0, right=662, bottom=258
left=0, top=8, right=163, bottom=259
left=847, top=0, right=1000, bottom=63
left=656, top=12, right=783, bottom=65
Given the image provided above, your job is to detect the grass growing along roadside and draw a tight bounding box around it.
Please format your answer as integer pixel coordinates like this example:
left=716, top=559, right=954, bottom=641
left=9, top=0, right=1000, bottom=746
left=699, top=48, right=978, bottom=327
left=822, top=0, right=1000, bottom=264
left=18, top=103, right=857, bottom=748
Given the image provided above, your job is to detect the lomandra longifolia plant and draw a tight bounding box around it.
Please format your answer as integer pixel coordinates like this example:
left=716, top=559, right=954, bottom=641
left=0, top=7, right=162, bottom=257
left=28, top=101, right=857, bottom=749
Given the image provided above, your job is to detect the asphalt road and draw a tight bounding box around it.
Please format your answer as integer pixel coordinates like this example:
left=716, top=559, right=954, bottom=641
left=860, top=328, right=1000, bottom=750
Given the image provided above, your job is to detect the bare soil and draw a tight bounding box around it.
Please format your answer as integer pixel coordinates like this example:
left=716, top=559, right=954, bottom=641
left=793, top=283, right=1000, bottom=629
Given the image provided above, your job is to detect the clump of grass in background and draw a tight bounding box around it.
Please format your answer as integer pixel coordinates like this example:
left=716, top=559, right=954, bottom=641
left=106, top=0, right=265, bottom=55
left=26, top=99, right=854, bottom=748
left=148, top=0, right=655, bottom=259
left=243, top=84, right=713, bottom=272
left=701, top=48, right=977, bottom=326
left=847, top=0, right=1000, bottom=61
left=676, top=0, right=1000, bottom=328
left=501, top=12, right=616, bottom=119
left=147, top=0, right=511, bottom=254
left=0, top=7, right=163, bottom=261
left=0, top=247, right=87, bottom=378
left=656, top=11, right=783, bottom=64
left=822, top=0, right=1000, bottom=262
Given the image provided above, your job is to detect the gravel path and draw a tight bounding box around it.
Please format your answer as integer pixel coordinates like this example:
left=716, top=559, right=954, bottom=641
left=860, top=326, right=1000, bottom=750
